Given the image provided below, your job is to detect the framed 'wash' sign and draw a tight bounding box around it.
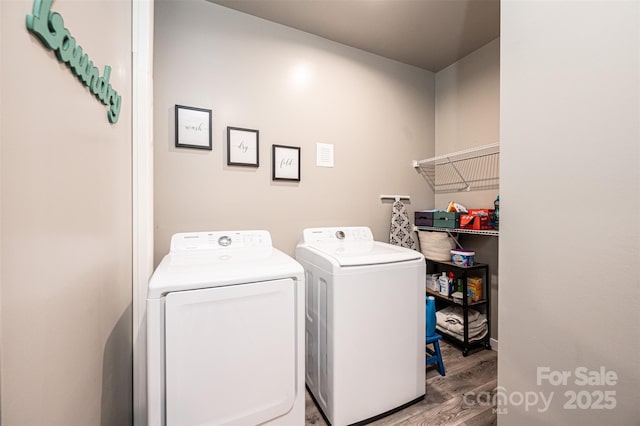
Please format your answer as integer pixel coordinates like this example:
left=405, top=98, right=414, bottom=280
left=175, top=104, right=212, bottom=150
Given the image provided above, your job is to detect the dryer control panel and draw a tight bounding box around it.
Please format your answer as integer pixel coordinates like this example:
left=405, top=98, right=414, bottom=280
left=301, top=227, right=373, bottom=244
left=170, top=230, right=272, bottom=252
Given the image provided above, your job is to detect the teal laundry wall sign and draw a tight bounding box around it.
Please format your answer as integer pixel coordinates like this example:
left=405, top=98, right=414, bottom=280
left=26, top=0, right=122, bottom=124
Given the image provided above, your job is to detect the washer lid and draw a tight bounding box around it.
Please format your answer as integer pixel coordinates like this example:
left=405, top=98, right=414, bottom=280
left=306, top=240, right=422, bottom=267
left=148, top=231, right=303, bottom=298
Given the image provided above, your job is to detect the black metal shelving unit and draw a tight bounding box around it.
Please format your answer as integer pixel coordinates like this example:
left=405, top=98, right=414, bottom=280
left=426, top=259, right=491, bottom=356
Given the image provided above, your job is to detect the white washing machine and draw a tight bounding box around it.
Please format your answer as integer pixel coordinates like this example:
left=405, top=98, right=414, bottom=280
left=147, top=230, right=305, bottom=426
left=296, top=226, right=425, bottom=426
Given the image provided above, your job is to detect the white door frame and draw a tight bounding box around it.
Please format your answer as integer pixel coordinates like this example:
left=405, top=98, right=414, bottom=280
left=132, top=1, right=154, bottom=425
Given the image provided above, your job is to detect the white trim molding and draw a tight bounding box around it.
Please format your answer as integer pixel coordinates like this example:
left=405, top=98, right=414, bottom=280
left=132, top=1, right=154, bottom=425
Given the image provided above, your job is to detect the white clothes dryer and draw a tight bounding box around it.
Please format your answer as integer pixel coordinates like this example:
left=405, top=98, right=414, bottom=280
left=147, top=230, right=305, bottom=426
left=296, top=226, right=425, bottom=426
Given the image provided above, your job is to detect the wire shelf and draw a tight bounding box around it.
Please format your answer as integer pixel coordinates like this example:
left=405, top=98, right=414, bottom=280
left=415, top=226, right=499, bottom=237
left=413, top=143, right=500, bottom=193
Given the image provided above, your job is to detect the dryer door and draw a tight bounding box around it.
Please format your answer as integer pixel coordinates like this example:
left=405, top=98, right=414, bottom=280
left=165, top=279, right=297, bottom=426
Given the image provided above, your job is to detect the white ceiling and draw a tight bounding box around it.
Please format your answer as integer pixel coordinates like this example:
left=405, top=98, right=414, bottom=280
left=209, top=0, right=500, bottom=72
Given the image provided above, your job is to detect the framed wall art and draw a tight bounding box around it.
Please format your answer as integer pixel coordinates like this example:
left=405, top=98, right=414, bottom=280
left=272, top=145, right=300, bottom=181
left=175, top=104, right=212, bottom=150
left=227, top=126, right=259, bottom=167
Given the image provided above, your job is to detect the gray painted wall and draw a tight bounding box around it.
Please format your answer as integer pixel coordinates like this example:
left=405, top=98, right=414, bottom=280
left=435, top=38, right=500, bottom=340
left=499, top=1, right=639, bottom=423
left=153, top=1, right=436, bottom=262
left=0, top=0, right=133, bottom=424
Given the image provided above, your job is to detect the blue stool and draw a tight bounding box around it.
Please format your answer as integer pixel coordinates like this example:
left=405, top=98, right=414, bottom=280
left=426, top=333, right=446, bottom=376
left=426, top=296, right=446, bottom=376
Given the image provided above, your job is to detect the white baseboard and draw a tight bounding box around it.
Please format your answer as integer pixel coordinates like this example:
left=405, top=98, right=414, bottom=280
left=490, top=338, right=498, bottom=351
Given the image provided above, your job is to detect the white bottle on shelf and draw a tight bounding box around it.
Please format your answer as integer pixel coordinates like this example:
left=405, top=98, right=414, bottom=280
left=438, top=272, right=449, bottom=296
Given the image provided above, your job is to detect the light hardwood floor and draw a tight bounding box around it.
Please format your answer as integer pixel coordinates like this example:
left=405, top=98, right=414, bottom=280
left=305, top=341, right=498, bottom=426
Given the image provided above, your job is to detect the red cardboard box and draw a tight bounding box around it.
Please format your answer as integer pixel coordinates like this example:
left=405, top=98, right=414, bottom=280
left=460, top=214, right=480, bottom=230
left=460, top=211, right=494, bottom=230
left=468, top=208, right=495, bottom=217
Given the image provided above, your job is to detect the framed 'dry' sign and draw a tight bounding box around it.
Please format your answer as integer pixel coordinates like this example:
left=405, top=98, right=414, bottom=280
left=272, top=144, right=300, bottom=181
left=175, top=104, right=212, bottom=150
left=227, top=127, right=259, bottom=167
